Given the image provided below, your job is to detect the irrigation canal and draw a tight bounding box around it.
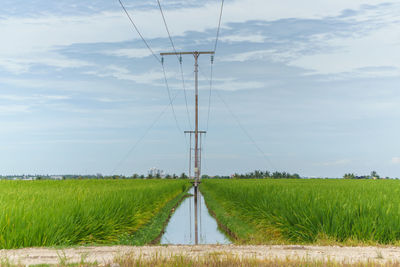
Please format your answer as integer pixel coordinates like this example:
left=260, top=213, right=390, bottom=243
left=161, top=187, right=231, bottom=245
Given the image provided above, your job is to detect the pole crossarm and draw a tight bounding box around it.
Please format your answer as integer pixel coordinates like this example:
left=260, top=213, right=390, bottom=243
left=184, top=131, right=207, bottom=134
left=160, top=51, right=215, bottom=56
left=160, top=50, right=211, bottom=190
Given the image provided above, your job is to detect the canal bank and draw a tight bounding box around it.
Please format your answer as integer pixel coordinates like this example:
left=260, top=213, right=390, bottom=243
left=160, top=187, right=231, bottom=245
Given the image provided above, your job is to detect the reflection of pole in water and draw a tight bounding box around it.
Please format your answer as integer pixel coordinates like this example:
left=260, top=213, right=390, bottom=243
left=199, top=188, right=202, bottom=242
left=160, top=51, right=213, bottom=245
left=189, top=189, right=192, bottom=241
left=194, top=185, right=199, bottom=244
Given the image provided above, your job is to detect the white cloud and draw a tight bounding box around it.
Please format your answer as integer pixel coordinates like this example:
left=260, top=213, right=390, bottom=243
left=289, top=24, right=400, bottom=75
left=220, top=34, right=266, bottom=44
left=0, top=105, right=31, bottom=114
left=0, top=0, right=393, bottom=75
left=222, top=38, right=313, bottom=63
left=319, top=159, right=352, bottom=166
left=221, top=4, right=400, bottom=77
left=104, top=48, right=160, bottom=59
left=0, top=0, right=388, bottom=57
left=222, top=0, right=386, bottom=22
left=0, top=54, right=91, bottom=74
left=223, top=49, right=280, bottom=62
left=95, top=97, right=127, bottom=103
left=287, top=6, right=400, bottom=75
left=85, top=65, right=175, bottom=86
left=0, top=94, right=70, bottom=102
left=213, top=80, right=265, bottom=91
left=391, top=157, right=400, bottom=164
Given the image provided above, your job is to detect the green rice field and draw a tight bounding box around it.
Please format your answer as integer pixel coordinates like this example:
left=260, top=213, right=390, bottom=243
left=201, top=179, right=400, bottom=245
left=0, top=179, right=190, bottom=249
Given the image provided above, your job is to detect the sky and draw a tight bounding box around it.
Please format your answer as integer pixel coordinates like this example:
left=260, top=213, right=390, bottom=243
left=1, top=0, right=400, bottom=177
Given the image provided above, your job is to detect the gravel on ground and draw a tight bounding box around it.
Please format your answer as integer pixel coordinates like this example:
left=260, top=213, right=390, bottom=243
left=1, top=245, right=399, bottom=266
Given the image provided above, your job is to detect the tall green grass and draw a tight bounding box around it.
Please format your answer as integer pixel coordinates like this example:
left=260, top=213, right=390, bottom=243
left=201, top=179, right=400, bottom=245
left=0, top=179, right=189, bottom=249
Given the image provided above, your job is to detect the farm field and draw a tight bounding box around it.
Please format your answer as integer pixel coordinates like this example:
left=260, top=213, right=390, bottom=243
left=0, top=179, right=190, bottom=249
left=200, top=179, right=400, bottom=245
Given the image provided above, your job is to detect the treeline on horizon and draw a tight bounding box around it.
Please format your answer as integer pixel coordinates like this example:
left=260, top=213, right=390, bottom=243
left=343, top=171, right=397, bottom=180
left=228, top=170, right=301, bottom=179
left=0, top=170, right=301, bottom=180
left=4, top=170, right=399, bottom=180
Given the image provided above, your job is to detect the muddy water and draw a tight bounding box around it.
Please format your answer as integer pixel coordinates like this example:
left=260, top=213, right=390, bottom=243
left=161, top=187, right=231, bottom=245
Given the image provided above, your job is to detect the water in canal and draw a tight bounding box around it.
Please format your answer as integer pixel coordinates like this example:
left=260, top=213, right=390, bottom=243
left=161, top=187, right=231, bottom=245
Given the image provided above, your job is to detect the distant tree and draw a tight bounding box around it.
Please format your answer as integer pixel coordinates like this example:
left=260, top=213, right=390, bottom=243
left=254, top=170, right=263, bottom=178
left=132, top=174, right=139, bottom=179
left=232, top=173, right=240, bottom=179
left=179, top=173, right=188, bottom=179
left=371, top=171, right=380, bottom=179
left=343, top=173, right=355, bottom=179
left=272, top=171, right=282, bottom=179
left=292, top=173, right=300, bottom=179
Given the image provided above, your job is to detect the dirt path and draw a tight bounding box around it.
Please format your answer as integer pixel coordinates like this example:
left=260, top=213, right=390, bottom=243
left=1, top=245, right=399, bottom=265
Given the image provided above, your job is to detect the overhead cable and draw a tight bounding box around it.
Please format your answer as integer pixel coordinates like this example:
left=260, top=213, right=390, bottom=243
left=198, top=67, right=276, bottom=170
left=117, top=0, right=161, bottom=64
left=161, top=61, right=183, bottom=133
left=203, top=0, right=224, bottom=173
left=111, top=90, right=182, bottom=174
left=207, top=0, right=225, bottom=129
left=206, top=0, right=225, bottom=129
left=206, top=58, right=214, bottom=132
left=157, top=0, right=192, bottom=129
left=213, top=0, right=225, bottom=53
left=118, top=0, right=182, bottom=134
left=215, top=90, right=276, bottom=170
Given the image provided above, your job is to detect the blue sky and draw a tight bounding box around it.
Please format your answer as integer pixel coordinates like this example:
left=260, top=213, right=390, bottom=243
left=1, top=0, right=400, bottom=177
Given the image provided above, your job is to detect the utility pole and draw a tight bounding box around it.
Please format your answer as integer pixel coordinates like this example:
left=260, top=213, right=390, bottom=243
left=160, top=51, right=214, bottom=186
left=160, top=51, right=214, bottom=245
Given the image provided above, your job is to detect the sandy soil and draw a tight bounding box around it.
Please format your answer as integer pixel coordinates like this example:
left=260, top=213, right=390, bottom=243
left=1, top=245, right=399, bottom=265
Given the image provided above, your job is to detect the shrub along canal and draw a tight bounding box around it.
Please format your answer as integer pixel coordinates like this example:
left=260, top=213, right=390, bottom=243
left=161, top=187, right=231, bottom=245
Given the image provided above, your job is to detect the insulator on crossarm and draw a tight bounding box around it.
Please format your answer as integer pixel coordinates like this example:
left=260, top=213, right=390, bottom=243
left=211, top=55, right=214, bottom=64
left=161, top=56, right=164, bottom=65
left=179, top=55, right=183, bottom=64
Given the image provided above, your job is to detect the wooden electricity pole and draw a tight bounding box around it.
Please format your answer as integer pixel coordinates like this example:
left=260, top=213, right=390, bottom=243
left=161, top=51, right=214, bottom=244
left=160, top=51, right=214, bottom=186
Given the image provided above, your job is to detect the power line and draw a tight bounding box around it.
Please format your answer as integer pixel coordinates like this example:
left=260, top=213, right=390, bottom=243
left=198, top=65, right=212, bottom=175
left=202, top=0, right=225, bottom=174
left=179, top=60, right=192, bottom=129
left=215, top=90, right=276, bottom=170
left=117, top=0, right=228, bottom=176
left=117, top=0, right=161, bottom=64
left=205, top=0, right=224, bottom=131
left=202, top=61, right=213, bottom=175
left=213, top=0, right=225, bottom=53
left=161, top=61, right=183, bottom=133
left=206, top=59, right=214, bottom=132
left=156, top=0, right=178, bottom=57
left=198, top=67, right=276, bottom=170
left=157, top=0, right=192, bottom=129
left=111, top=90, right=182, bottom=174
left=117, top=0, right=182, bottom=135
